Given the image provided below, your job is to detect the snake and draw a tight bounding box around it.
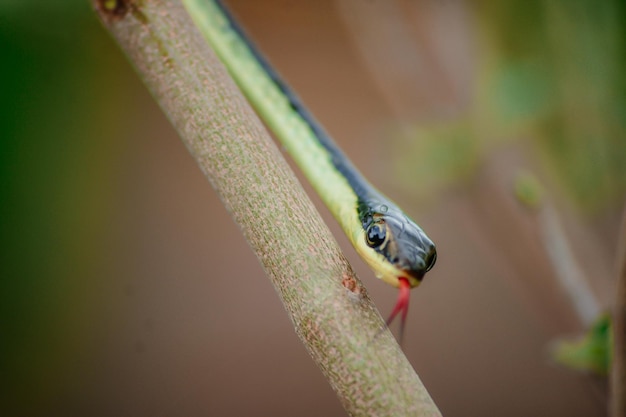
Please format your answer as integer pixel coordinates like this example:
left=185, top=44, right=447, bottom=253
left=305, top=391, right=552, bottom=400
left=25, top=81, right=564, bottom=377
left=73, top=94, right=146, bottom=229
left=182, top=0, right=437, bottom=340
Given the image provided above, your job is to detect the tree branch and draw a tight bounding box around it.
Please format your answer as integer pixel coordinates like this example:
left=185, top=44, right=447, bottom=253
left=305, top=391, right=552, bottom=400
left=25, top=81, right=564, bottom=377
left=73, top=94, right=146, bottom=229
left=92, top=1, right=441, bottom=416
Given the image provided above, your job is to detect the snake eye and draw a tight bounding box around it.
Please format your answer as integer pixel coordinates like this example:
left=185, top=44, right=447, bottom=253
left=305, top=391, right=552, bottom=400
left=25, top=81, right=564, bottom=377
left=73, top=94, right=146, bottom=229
left=366, top=224, right=386, bottom=248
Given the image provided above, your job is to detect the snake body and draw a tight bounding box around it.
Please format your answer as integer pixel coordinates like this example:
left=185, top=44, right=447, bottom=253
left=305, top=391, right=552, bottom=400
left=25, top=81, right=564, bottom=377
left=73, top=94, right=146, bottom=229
left=183, top=0, right=437, bottom=334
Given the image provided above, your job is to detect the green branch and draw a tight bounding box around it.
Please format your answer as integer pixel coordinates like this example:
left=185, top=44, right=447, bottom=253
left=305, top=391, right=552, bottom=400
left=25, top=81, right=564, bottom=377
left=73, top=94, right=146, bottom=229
left=92, top=1, right=441, bottom=415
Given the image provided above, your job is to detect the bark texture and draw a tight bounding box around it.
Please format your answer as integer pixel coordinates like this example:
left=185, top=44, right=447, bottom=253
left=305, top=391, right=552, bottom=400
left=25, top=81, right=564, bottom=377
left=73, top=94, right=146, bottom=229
left=93, top=1, right=441, bottom=415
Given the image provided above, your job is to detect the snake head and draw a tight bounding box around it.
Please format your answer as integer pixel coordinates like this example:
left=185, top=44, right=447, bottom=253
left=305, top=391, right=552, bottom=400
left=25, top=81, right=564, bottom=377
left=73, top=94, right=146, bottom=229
left=358, top=200, right=436, bottom=288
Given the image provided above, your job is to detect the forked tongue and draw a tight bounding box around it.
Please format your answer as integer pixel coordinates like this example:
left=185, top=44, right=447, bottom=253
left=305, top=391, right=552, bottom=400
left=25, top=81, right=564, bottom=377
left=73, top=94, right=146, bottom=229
left=385, top=277, right=411, bottom=345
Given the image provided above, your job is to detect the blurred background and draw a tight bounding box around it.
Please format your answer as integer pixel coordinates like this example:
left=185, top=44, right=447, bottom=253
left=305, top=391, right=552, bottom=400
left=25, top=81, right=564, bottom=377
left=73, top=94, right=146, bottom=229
left=1, top=0, right=625, bottom=416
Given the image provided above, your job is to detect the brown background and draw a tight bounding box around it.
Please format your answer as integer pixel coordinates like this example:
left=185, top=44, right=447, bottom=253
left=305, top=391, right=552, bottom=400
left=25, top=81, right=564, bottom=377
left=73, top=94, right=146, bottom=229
left=2, top=0, right=621, bottom=416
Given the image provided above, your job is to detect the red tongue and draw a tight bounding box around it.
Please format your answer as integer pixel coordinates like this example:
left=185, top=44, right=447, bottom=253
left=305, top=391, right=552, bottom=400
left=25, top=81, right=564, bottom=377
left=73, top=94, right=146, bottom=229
left=385, top=277, right=411, bottom=344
